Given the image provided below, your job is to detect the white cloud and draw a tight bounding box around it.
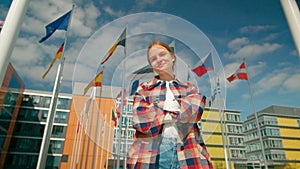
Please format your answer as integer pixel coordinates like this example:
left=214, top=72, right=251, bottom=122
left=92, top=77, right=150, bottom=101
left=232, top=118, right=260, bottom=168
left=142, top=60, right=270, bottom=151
left=227, top=37, right=249, bottom=51
left=282, top=73, right=300, bottom=91
left=103, top=6, right=125, bottom=18
left=226, top=43, right=282, bottom=59
left=240, top=25, right=275, bottom=34
left=255, top=72, right=288, bottom=95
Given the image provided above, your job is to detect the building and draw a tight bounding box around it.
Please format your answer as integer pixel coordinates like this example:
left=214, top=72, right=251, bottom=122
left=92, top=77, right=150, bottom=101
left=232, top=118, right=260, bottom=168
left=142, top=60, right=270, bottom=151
left=243, top=105, right=300, bottom=169
left=202, top=98, right=247, bottom=169
left=60, top=84, right=119, bottom=169
left=0, top=62, right=72, bottom=169
left=1, top=89, right=72, bottom=168
left=0, top=63, right=25, bottom=168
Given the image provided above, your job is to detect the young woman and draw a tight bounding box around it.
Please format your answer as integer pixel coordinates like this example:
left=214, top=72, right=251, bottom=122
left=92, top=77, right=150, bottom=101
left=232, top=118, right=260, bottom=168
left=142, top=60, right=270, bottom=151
left=127, top=41, right=213, bottom=169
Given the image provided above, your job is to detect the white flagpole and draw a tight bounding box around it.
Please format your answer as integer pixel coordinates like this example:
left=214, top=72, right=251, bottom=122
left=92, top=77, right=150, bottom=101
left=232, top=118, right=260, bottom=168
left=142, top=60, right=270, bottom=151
left=116, top=26, right=127, bottom=169
left=214, top=76, right=230, bottom=169
left=0, top=0, right=30, bottom=85
left=75, top=120, right=84, bottom=167
left=99, top=114, right=107, bottom=168
left=244, top=60, right=268, bottom=169
left=280, top=0, right=300, bottom=59
left=36, top=5, right=75, bottom=169
left=93, top=86, right=103, bottom=169
left=70, top=111, right=81, bottom=169
left=79, top=111, right=89, bottom=168
left=105, top=109, right=114, bottom=169
left=84, top=88, right=96, bottom=168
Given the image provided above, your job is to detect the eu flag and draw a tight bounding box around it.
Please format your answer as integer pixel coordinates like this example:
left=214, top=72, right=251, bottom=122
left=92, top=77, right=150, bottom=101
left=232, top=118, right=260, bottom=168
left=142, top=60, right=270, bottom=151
left=39, top=10, right=72, bottom=43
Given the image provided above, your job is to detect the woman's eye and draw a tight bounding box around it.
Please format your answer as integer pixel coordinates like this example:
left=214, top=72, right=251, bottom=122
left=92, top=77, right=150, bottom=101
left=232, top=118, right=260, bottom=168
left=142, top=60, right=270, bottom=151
left=159, top=51, right=167, bottom=56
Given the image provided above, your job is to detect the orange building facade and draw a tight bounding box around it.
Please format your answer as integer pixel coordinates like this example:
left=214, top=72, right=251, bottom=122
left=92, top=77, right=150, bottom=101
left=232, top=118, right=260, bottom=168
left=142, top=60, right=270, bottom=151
left=60, top=93, right=116, bottom=169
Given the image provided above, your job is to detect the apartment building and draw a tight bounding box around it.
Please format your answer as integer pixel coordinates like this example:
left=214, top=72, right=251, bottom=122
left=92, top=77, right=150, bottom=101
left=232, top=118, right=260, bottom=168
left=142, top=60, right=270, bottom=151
left=244, top=105, right=300, bottom=169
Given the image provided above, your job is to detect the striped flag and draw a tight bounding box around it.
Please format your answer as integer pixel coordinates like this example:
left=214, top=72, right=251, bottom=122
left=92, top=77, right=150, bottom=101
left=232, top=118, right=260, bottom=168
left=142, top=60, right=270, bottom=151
left=192, top=51, right=213, bottom=77
left=42, top=43, right=64, bottom=78
left=100, top=27, right=126, bottom=65
left=227, top=61, right=248, bottom=82
left=84, top=71, right=103, bottom=95
left=111, top=109, right=118, bottom=127
left=39, top=9, right=72, bottom=43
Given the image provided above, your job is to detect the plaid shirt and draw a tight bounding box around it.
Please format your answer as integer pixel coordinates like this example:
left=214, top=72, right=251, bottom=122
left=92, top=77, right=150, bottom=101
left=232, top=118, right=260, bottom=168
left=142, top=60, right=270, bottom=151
left=127, top=76, right=213, bottom=169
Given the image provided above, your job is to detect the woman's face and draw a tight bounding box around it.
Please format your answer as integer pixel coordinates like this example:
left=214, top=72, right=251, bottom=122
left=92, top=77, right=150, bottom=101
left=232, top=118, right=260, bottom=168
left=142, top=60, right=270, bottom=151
left=148, top=44, right=175, bottom=76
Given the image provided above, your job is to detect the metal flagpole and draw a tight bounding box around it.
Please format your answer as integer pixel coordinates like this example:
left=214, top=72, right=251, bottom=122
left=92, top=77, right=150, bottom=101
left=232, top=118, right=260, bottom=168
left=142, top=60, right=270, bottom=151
left=100, top=114, right=107, bottom=168
left=280, top=0, right=300, bottom=59
left=0, top=0, right=30, bottom=85
left=79, top=100, right=91, bottom=169
left=92, top=85, right=103, bottom=169
left=214, top=76, right=230, bottom=169
left=75, top=118, right=84, bottom=168
left=244, top=60, right=268, bottom=169
left=36, top=5, right=75, bottom=169
left=105, top=109, right=114, bottom=169
left=117, top=26, right=127, bottom=169
left=70, top=111, right=81, bottom=169
left=84, top=88, right=96, bottom=168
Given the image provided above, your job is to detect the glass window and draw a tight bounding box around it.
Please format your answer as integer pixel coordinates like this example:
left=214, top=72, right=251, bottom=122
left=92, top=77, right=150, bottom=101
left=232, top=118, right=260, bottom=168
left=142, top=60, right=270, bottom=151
left=52, top=126, right=66, bottom=137
left=57, top=98, right=71, bottom=109
left=54, top=111, right=68, bottom=123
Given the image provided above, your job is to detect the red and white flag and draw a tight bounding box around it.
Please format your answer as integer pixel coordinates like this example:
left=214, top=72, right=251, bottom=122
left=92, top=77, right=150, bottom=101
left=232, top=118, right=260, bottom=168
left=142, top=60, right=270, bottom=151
left=227, top=61, right=248, bottom=82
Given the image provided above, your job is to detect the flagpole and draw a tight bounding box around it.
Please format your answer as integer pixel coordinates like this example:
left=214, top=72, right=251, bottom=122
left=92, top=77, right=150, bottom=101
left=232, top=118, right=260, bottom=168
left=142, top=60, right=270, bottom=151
left=36, top=5, right=74, bottom=169
left=91, top=86, right=103, bottom=169
left=280, top=0, right=300, bottom=59
left=244, top=60, right=268, bottom=169
left=79, top=111, right=89, bottom=168
left=100, top=114, right=107, bottom=168
left=117, top=26, right=127, bottom=169
left=0, top=0, right=30, bottom=86
left=105, top=110, right=114, bottom=169
left=213, top=76, right=230, bottom=169
left=84, top=88, right=97, bottom=168
left=97, top=85, right=105, bottom=169
left=70, top=112, right=80, bottom=169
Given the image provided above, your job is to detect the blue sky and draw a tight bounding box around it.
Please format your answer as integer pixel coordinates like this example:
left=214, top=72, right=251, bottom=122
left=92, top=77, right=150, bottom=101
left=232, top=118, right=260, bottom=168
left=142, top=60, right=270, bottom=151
left=1, top=0, right=300, bottom=121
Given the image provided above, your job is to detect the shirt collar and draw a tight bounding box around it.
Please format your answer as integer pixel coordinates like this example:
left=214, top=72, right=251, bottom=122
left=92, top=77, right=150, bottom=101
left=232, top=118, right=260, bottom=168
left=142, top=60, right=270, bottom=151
left=147, top=75, right=187, bottom=90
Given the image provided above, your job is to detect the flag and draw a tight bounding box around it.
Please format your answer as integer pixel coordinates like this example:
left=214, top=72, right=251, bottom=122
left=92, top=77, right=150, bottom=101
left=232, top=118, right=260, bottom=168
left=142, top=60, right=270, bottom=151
left=127, top=65, right=154, bottom=81
left=42, top=43, right=64, bottom=78
left=130, top=80, right=139, bottom=96
left=84, top=88, right=95, bottom=118
left=39, top=9, right=72, bottom=43
left=116, top=89, right=126, bottom=117
left=100, top=27, right=126, bottom=65
left=212, top=77, right=221, bottom=102
left=192, top=51, right=213, bottom=77
left=169, top=40, right=175, bottom=53
left=83, top=71, right=103, bottom=95
left=227, top=61, right=248, bottom=82
left=111, top=109, right=118, bottom=127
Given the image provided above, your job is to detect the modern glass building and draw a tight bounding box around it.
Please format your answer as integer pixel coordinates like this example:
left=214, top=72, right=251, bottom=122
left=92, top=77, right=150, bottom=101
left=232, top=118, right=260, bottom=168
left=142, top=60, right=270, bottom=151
left=0, top=63, right=72, bottom=168
left=243, top=105, right=300, bottom=169
left=1, top=89, right=72, bottom=168
left=0, top=63, right=25, bottom=169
